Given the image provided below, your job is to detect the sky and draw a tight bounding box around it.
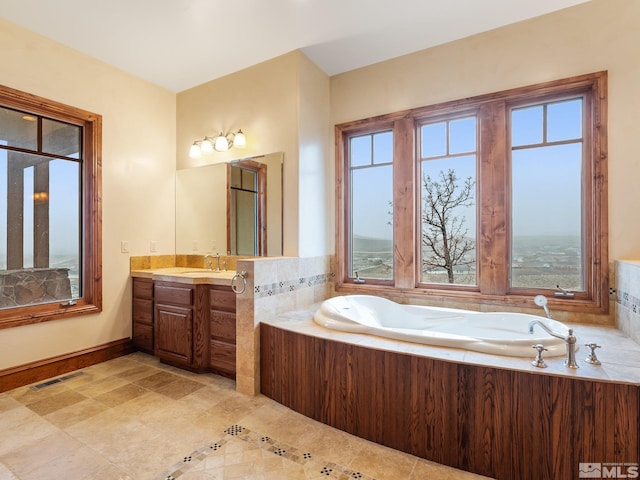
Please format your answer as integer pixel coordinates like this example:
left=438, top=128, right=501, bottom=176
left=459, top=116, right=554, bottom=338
left=0, top=151, right=80, bottom=268
left=349, top=97, right=583, bottom=242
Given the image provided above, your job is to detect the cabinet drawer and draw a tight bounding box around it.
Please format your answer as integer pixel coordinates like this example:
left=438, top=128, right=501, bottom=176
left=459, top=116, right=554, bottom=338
left=133, top=322, right=153, bottom=353
left=209, top=287, right=235, bottom=312
left=133, top=278, right=153, bottom=299
left=133, top=298, right=153, bottom=324
left=155, top=283, right=193, bottom=306
left=210, top=311, right=236, bottom=342
left=210, top=340, right=236, bottom=373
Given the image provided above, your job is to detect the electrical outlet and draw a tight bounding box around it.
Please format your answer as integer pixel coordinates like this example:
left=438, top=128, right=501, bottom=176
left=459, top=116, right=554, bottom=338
left=150, top=241, right=157, bottom=252
left=120, top=241, right=129, bottom=253
left=192, top=241, right=198, bottom=251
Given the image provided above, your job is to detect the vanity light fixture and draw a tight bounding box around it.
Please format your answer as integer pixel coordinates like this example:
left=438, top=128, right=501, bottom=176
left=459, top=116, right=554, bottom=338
left=189, top=129, right=246, bottom=158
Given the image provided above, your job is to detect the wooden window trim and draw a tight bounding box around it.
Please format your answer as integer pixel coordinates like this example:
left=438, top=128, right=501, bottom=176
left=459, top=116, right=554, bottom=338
left=335, top=72, right=608, bottom=314
left=0, top=85, right=102, bottom=329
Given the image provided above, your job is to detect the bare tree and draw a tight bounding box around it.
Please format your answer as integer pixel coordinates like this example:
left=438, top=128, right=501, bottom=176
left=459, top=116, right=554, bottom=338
left=422, top=169, right=475, bottom=283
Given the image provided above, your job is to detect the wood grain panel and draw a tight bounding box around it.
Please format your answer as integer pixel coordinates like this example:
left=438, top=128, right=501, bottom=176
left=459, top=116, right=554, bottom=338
left=133, top=278, right=153, bottom=299
left=210, top=311, right=236, bottom=342
left=260, top=324, right=639, bottom=480
left=209, top=286, right=235, bottom=312
left=132, top=298, right=153, bottom=324
left=155, top=283, right=193, bottom=306
left=154, top=304, right=193, bottom=365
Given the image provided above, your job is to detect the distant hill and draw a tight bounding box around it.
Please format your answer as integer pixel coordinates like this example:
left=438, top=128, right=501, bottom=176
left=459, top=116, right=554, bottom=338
left=353, top=235, right=393, bottom=253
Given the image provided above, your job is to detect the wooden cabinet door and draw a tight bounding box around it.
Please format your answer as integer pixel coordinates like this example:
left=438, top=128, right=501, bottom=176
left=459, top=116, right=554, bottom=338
left=154, top=304, right=193, bottom=366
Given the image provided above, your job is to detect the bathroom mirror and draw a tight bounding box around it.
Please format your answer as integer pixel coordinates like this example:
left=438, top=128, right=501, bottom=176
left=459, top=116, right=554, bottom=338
left=175, top=152, right=283, bottom=256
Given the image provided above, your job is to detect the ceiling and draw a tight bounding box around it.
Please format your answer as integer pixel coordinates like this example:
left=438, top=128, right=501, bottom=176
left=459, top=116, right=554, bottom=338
left=0, top=0, right=590, bottom=93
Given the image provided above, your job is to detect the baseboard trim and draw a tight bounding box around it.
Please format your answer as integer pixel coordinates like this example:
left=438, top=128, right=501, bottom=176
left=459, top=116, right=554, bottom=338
left=0, top=338, right=134, bottom=393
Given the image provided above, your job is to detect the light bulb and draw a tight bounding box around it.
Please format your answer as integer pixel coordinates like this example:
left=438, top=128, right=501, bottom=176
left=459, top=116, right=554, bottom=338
left=201, top=137, right=214, bottom=153
left=214, top=133, right=229, bottom=152
left=189, top=142, right=201, bottom=158
left=233, top=129, right=246, bottom=148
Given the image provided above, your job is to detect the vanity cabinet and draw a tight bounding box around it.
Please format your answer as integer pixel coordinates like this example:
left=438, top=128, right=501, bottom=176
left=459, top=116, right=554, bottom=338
left=209, top=286, right=236, bottom=379
left=134, top=277, right=236, bottom=376
left=153, top=281, right=209, bottom=372
left=132, top=278, right=154, bottom=354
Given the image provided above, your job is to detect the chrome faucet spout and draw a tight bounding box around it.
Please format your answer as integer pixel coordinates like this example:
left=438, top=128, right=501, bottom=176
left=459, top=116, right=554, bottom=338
left=527, top=319, right=564, bottom=339
left=528, top=319, right=579, bottom=369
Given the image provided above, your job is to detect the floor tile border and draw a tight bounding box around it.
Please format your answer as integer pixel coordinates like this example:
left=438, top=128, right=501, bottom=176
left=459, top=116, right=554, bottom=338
left=160, top=424, right=377, bottom=480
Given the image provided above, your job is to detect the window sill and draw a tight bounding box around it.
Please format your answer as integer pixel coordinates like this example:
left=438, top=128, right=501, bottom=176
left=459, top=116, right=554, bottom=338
left=335, top=282, right=610, bottom=317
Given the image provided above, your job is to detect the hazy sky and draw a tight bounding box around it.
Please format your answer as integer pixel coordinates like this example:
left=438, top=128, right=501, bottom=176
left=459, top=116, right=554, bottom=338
left=350, top=97, right=583, bottom=241
left=0, top=152, right=80, bottom=267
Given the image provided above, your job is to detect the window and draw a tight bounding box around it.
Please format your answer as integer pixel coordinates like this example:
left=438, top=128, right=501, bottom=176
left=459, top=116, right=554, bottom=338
left=0, top=85, right=102, bottom=328
left=420, top=116, right=477, bottom=285
left=347, top=129, right=394, bottom=283
left=336, top=72, right=608, bottom=313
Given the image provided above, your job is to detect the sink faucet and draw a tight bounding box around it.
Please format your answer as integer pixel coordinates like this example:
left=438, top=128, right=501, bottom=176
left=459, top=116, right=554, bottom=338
left=204, top=253, right=221, bottom=271
left=528, top=319, right=579, bottom=369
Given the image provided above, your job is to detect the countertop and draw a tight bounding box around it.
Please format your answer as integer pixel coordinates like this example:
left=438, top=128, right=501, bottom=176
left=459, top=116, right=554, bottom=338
left=130, top=267, right=237, bottom=286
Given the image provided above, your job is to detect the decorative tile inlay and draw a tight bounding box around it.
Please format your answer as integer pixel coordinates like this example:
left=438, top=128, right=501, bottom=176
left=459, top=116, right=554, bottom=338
left=160, top=424, right=379, bottom=480
left=617, top=290, right=640, bottom=316
left=254, top=272, right=334, bottom=299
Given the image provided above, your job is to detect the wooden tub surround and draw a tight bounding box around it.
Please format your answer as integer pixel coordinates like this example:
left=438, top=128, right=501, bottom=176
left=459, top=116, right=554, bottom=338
left=260, top=317, right=640, bottom=480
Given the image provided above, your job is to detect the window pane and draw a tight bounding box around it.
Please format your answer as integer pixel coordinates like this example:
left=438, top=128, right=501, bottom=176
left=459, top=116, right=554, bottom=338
left=421, top=156, right=476, bottom=285
left=512, top=105, right=543, bottom=147
left=0, top=106, right=38, bottom=150
left=23, top=166, right=34, bottom=268
left=1, top=152, right=80, bottom=308
left=42, top=118, right=81, bottom=158
left=350, top=135, right=372, bottom=167
left=230, top=165, right=242, bottom=188
left=511, top=143, right=583, bottom=290
left=547, top=98, right=582, bottom=142
left=49, top=159, right=81, bottom=298
left=421, top=122, right=446, bottom=158
left=449, top=117, right=476, bottom=155
left=351, top=164, right=393, bottom=280
left=373, top=131, right=393, bottom=164
left=241, top=169, right=257, bottom=191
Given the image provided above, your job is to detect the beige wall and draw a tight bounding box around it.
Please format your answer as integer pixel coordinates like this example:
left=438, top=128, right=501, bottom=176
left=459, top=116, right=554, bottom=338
left=177, top=51, right=331, bottom=257
left=0, top=19, right=176, bottom=370
left=177, top=53, right=300, bottom=256
left=331, top=0, right=640, bottom=265
left=297, top=53, right=331, bottom=257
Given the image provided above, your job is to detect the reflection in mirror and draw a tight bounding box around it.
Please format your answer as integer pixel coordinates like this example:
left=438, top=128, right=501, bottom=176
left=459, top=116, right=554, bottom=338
left=175, top=152, right=283, bottom=256
left=228, top=161, right=263, bottom=256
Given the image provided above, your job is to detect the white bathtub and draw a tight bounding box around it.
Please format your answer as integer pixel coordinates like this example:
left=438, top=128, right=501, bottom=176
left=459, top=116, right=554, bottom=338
left=313, top=295, right=571, bottom=357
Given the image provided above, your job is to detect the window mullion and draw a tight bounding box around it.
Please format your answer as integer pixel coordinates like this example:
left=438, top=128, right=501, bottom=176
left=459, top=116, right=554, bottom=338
left=478, top=101, right=509, bottom=295
left=393, top=117, right=416, bottom=289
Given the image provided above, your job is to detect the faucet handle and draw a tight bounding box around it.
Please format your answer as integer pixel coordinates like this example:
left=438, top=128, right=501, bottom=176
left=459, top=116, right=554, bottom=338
left=584, top=342, right=602, bottom=365
left=531, top=343, right=548, bottom=368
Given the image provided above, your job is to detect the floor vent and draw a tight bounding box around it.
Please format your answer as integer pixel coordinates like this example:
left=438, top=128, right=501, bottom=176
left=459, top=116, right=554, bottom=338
left=31, top=371, right=84, bottom=390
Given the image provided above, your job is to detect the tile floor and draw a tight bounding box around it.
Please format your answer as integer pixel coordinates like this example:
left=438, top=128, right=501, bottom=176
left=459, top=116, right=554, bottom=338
left=0, top=353, right=490, bottom=480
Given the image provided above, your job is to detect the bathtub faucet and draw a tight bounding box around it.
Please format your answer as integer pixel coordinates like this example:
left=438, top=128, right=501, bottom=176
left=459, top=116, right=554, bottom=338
left=528, top=319, right=579, bottom=369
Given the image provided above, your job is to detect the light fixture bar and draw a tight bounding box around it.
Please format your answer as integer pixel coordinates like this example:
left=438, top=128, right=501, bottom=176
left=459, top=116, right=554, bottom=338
left=188, top=129, right=246, bottom=157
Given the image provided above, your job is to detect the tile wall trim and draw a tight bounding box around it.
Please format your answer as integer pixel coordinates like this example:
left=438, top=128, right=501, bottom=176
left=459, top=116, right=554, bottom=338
left=253, top=272, right=335, bottom=299
left=617, top=290, right=640, bottom=317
